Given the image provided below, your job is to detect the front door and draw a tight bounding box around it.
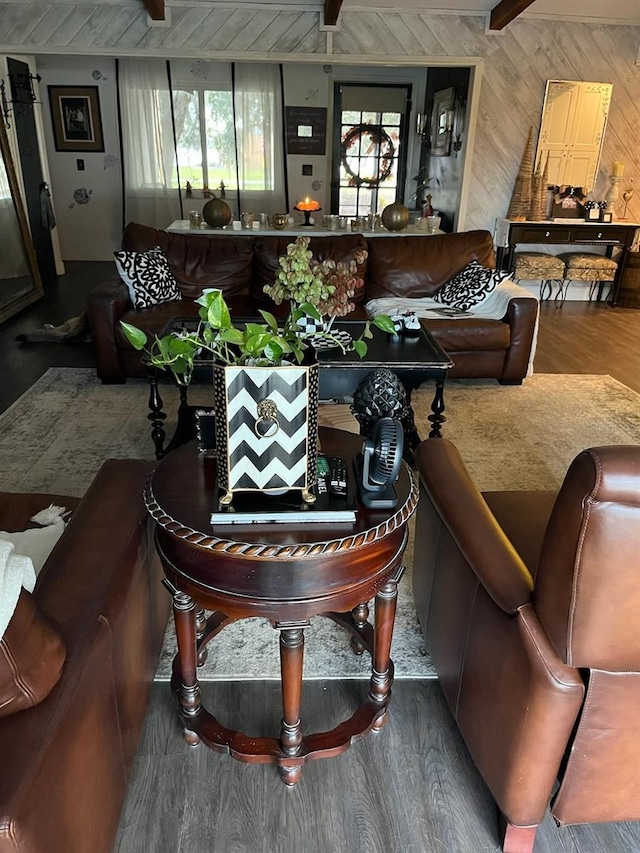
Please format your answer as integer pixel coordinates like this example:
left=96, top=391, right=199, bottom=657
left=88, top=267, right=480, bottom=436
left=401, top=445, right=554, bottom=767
left=331, top=83, right=411, bottom=217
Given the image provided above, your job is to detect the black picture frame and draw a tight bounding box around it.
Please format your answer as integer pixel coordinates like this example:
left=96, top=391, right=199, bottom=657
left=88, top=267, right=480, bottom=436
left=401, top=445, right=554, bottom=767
left=285, top=106, right=327, bottom=155
left=48, top=85, right=104, bottom=152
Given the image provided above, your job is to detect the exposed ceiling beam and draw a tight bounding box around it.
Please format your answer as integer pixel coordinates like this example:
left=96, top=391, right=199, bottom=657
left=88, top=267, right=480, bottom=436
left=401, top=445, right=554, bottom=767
left=489, top=0, right=536, bottom=31
left=143, top=0, right=165, bottom=22
left=324, top=0, right=343, bottom=27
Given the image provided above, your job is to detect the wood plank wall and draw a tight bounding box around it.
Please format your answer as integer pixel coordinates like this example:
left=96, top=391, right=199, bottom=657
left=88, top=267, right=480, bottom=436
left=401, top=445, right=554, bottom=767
left=1, top=8, right=639, bottom=233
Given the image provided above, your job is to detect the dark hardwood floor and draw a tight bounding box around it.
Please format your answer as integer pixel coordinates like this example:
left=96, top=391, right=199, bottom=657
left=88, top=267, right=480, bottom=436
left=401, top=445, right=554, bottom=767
left=115, top=680, right=640, bottom=853
left=0, top=261, right=104, bottom=415
left=2, top=269, right=639, bottom=851
left=534, top=299, right=640, bottom=394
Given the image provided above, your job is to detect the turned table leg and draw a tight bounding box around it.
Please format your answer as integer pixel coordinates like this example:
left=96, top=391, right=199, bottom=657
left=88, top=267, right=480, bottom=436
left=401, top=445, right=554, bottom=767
left=195, top=607, right=208, bottom=666
left=350, top=601, right=370, bottom=655
left=172, top=590, right=201, bottom=746
left=277, top=623, right=306, bottom=786
left=147, top=366, right=167, bottom=460
left=370, top=565, right=404, bottom=730
left=427, top=379, right=447, bottom=438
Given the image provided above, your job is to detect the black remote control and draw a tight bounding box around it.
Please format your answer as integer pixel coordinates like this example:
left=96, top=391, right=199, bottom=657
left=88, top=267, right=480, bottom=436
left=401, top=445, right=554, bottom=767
left=328, top=456, right=348, bottom=496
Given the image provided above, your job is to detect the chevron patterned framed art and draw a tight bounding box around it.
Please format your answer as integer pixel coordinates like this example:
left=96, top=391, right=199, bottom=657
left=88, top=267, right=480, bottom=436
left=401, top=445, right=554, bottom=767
left=212, top=362, right=320, bottom=506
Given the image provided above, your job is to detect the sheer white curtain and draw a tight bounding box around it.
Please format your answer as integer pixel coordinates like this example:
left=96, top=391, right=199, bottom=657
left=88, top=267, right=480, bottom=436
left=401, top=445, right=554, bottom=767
left=233, top=63, right=286, bottom=215
left=119, top=59, right=181, bottom=228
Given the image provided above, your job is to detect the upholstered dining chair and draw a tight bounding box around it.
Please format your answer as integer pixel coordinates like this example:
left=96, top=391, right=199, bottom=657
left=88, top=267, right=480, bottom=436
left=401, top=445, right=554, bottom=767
left=412, top=439, right=640, bottom=853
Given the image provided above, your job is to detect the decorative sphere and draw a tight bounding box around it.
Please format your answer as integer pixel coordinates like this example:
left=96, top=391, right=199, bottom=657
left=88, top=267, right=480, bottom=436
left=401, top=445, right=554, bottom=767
left=381, top=201, right=410, bottom=232
left=202, top=195, right=232, bottom=229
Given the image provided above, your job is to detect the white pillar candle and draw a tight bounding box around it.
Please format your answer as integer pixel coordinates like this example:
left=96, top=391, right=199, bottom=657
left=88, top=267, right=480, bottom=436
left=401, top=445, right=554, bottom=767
left=612, top=161, right=625, bottom=177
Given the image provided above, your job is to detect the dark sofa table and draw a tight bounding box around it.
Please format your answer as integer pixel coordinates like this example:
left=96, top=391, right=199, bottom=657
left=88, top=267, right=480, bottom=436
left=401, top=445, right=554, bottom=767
left=317, top=320, right=453, bottom=438
left=145, top=429, right=418, bottom=786
left=495, top=218, right=640, bottom=305
left=146, top=319, right=453, bottom=459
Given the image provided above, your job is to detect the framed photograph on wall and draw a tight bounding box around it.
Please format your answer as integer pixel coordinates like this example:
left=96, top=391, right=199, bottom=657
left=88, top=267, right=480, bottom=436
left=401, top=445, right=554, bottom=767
left=48, top=85, right=104, bottom=152
left=430, top=87, right=454, bottom=157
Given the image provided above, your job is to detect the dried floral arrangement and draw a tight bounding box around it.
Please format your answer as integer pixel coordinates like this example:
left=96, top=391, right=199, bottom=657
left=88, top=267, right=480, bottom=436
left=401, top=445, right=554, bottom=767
left=264, top=235, right=367, bottom=319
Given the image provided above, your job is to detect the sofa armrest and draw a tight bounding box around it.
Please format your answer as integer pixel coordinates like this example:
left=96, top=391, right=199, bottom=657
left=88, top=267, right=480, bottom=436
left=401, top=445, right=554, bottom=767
left=414, top=437, right=533, bottom=613
left=86, top=277, right=132, bottom=383
left=501, top=295, right=539, bottom=380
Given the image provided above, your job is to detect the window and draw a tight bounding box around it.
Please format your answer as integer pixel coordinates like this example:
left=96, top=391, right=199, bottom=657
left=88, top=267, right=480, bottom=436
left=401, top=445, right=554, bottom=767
left=170, top=63, right=284, bottom=207
left=331, top=84, right=411, bottom=218
left=119, top=59, right=285, bottom=227
left=171, top=87, right=237, bottom=192
left=338, top=111, right=402, bottom=216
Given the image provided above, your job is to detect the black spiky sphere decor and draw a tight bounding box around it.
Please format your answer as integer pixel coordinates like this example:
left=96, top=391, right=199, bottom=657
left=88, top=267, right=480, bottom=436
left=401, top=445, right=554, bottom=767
left=351, top=368, right=420, bottom=456
left=352, top=369, right=406, bottom=423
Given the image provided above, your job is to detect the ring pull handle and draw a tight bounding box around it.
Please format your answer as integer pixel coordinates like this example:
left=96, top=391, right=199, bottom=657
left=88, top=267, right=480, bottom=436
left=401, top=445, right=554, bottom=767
left=255, top=398, right=280, bottom=438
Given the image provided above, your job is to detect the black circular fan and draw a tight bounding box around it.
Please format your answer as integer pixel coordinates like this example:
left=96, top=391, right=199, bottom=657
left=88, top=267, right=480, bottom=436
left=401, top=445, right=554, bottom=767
left=358, top=418, right=404, bottom=509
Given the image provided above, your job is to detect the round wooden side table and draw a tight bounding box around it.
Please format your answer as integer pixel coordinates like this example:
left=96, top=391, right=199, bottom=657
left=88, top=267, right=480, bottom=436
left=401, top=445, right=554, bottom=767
left=145, top=427, right=418, bottom=785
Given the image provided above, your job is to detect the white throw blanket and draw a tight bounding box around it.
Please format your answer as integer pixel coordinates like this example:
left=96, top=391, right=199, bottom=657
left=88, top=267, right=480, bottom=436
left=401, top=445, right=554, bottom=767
left=366, top=280, right=540, bottom=376
left=0, top=505, right=68, bottom=641
left=0, top=541, right=36, bottom=640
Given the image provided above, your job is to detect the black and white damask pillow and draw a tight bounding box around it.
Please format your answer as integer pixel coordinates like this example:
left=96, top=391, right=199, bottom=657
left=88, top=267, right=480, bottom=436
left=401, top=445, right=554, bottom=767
left=114, top=246, right=180, bottom=309
left=434, top=261, right=510, bottom=311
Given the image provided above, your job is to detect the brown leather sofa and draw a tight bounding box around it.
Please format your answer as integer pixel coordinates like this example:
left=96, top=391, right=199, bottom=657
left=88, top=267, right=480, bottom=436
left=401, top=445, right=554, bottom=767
left=0, top=461, right=170, bottom=853
left=87, top=222, right=538, bottom=385
left=412, top=438, right=640, bottom=853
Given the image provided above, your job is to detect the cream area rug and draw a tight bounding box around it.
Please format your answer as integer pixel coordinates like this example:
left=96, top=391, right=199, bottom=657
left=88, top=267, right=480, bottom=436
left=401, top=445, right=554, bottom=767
left=2, top=368, right=640, bottom=680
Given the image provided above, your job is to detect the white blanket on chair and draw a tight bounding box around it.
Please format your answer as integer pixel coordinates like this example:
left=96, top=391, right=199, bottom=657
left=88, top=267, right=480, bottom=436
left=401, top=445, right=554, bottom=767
left=0, top=541, right=36, bottom=641
left=0, top=505, right=68, bottom=640
left=366, top=280, right=540, bottom=376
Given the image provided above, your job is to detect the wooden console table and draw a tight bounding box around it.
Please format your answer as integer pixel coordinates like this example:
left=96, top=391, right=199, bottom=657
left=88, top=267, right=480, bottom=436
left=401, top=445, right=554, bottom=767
left=494, top=219, right=639, bottom=306
left=145, top=429, right=418, bottom=786
left=167, top=219, right=443, bottom=237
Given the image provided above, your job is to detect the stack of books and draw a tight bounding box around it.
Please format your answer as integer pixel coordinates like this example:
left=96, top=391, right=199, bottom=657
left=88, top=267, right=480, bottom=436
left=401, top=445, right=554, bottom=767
left=210, top=455, right=357, bottom=524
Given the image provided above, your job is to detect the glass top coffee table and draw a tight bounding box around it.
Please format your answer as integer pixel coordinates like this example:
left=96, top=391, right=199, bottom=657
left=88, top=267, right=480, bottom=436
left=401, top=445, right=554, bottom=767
left=146, top=318, right=453, bottom=459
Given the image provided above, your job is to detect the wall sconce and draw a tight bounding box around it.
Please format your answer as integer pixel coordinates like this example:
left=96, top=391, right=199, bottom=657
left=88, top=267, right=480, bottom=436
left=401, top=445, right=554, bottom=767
left=451, top=90, right=467, bottom=157
left=444, top=109, right=454, bottom=133
left=415, top=112, right=426, bottom=137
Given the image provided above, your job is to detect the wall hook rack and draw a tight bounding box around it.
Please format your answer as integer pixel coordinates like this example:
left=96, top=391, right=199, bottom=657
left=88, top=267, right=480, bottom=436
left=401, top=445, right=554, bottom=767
left=0, top=71, right=42, bottom=128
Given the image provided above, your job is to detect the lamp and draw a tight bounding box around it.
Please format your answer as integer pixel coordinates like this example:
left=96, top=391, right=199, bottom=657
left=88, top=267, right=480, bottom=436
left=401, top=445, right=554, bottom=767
left=294, top=196, right=321, bottom=227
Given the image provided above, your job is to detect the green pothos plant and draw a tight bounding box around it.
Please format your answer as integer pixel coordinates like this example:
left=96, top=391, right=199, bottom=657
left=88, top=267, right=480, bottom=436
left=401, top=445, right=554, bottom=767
left=120, top=288, right=395, bottom=386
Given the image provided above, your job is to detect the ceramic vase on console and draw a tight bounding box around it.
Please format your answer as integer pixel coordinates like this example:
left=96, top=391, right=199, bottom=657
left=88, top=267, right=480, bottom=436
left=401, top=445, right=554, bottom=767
left=202, top=194, right=232, bottom=228
left=381, top=201, right=410, bottom=232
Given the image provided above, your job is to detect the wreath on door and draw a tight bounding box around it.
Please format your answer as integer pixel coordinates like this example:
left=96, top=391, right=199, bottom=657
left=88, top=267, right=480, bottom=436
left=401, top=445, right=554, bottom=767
left=340, top=124, right=395, bottom=187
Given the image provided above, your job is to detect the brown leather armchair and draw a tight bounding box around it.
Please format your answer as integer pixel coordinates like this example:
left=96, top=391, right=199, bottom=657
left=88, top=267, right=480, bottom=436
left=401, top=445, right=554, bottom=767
left=412, top=438, right=640, bottom=853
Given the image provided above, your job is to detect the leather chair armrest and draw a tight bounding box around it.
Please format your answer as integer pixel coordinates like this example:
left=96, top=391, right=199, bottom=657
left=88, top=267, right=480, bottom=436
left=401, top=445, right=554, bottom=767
left=456, top=599, right=585, bottom=829
left=86, top=277, right=132, bottom=382
left=501, top=296, right=539, bottom=380
left=414, top=438, right=533, bottom=613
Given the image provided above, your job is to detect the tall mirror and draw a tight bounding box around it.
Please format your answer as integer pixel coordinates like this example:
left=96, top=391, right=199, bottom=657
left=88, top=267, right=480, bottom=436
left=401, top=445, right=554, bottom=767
left=535, top=80, right=612, bottom=192
left=0, top=116, right=43, bottom=323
